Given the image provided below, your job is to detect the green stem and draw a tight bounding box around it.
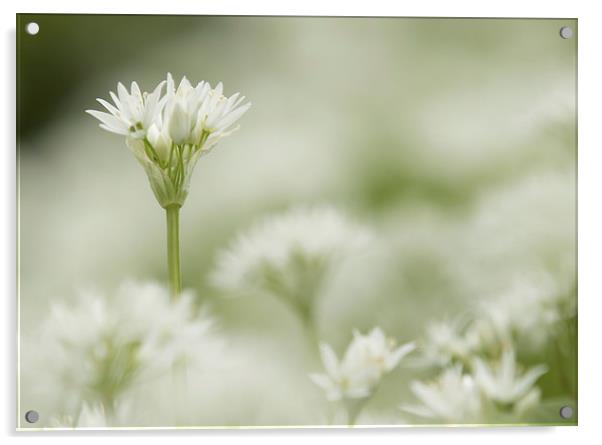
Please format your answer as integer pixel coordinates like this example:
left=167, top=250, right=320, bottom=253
left=166, top=205, right=182, bottom=301
left=344, top=398, right=367, bottom=427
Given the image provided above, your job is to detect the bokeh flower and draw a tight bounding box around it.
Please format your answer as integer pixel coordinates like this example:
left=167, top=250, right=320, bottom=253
left=210, top=205, right=373, bottom=322
left=32, top=281, right=221, bottom=424
left=421, top=320, right=481, bottom=368
left=48, top=403, right=110, bottom=428
left=310, top=327, right=415, bottom=402
left=477, top=276, right=575, bottom=351
left=402, top=365, right=482, bottom=423
left=472, top=348, right=547, bottom=409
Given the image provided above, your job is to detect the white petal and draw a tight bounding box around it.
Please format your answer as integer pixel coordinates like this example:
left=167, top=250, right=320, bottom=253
left=400, top=404, right=436, bottom=419
left=166, top=73, right=175, bottom=95
left=99, top=123, right=128, bottom=136
left=86, top=110, right=128, bottom=133
left=319, top=343, right=339, bottom=378
left=308, top=373, right=332, bottom=390
left=117, top=82, right=129, bottom=104
left=96, top=98, right=120, bottom=117
left=109, top=91, right=122, bottom=109
left=512, top=364, right=547, bottom=400
left=213, top=102, right=251, bottom=132
left=131, top=81, right=142, bottom=98
left=167, top=100, right=191, bottom=145
left=386, top=342, right=415, bottom=370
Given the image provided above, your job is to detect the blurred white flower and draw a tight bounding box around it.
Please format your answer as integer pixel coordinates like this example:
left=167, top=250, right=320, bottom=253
left=402, top=365, right=482, bottom=423
left=87, top=73, right=250, bottom=208
left=76, top=403, right=108, bottom=427
left=48, top=403, right=108, bottom=428
left=421, top=271, right=575, bottom=368
left=472, top=348, right=547, bottom=408
left=422, top=320, right=481, bottom=367
left=34, top=281, right=221, bottom=420
left=47, top=402, right=135, bottom=428
left=477, top=276, right=572, bottom=351
left=310, top=327, right=414, bottom=401
left=210, top=205, right=373, bottom=320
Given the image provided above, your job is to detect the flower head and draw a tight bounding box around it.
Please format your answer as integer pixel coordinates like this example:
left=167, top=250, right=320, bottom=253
left=210, top=205, right=372, bottom=319
left=422, top=320, right=481, bottom=367
left=87, top=73, right=250, bottom=208
left=472, top=348, right=547, bottom=408
left=48, top=403, right=108, bottom=428
left=47, top=401, right=135, bottom=429
left=33, top=281, right=221, bottom=418
left=402, top=365, right=482, bottom=423
left=310, top=327, right=414, bottom=401
left=477, top=277, right=572, bottom=350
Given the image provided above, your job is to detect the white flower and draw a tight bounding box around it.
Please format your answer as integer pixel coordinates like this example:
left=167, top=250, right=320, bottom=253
left=87, top=73, right=250, bottom=208
left=310, top=328, right=415, bottom=401
left=75, top=403, right=108, bottom=427
left=472, top=348, right=547, bottom=407
left=422, top=320, right=481, bottom=367
left=402, top=365, right=482, bottom=423
left=210, top=205, right=372, bottom=319
left=200, top=82, right=251, bottom=136
left=86, top=80, right=165, bottom=139
left=34, top=281, right=221, bottom=418
left=48, top=403, right=106, bottom=428
left=161, top=75, right=206, bottom=145
left=48, top=402, right=133, bottom=428
left=464, top=274, right=575, bottom=351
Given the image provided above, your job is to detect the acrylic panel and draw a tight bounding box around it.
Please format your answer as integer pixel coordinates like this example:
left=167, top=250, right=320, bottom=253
left=17, top=15, right=577, bottom=429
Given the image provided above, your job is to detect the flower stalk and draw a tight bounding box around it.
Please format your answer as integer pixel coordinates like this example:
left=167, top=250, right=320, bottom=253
left=87, top=73, right=250, bottom=302
left=166, top=205, right=182, bottom=301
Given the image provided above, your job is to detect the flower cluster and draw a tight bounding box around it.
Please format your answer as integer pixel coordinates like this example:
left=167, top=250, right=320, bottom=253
left=472, top=348, right=546, bottom=410
left=477, top=277, right=575, bottom=351
left=34, top=281, right=221, bottom=422
left=49, top=403, right=115, bottom=428
left=421, top=272, right=575, bottom=368
left=210, top=205, right=373, bottom=321
left=87, top=74, right=251, bottom=208
left=421, top=320, right=481, bottom=368
left=310, top=327, right=415, bottom=402
left=402, top=348, right=546, bottom=423
left=405, top=272, right=567, bottom=424
left=402, top=365, right=482, bottom=423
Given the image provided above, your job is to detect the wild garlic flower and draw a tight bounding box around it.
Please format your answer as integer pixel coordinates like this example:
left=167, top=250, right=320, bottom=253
left=87, top=73, right=250, bottom=208
left=48, top=403, right=110, bottom=428
left=420, top=274, right=574, bottom=368
left=402, top=365, right=482, bottom=423
left=310, top=328, right=415, bottom=401
left=422, top=320, right=481, bottom=368
left=35, top=281, right=220, bottom=418
left=477, top=279, right=572, bottom=350
left=210, top=205, right=373, bottom=320
left=472, top=348, right=547, bottom=410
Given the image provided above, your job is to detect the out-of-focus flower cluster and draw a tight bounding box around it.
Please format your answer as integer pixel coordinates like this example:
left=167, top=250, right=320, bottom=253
left=30, top=281, right=221, bottom=426
left=210, top=205, right=373, bottom=324
left=402, top=349, right=547, bottom=423
left=405, top=268, right=575, bottom=423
